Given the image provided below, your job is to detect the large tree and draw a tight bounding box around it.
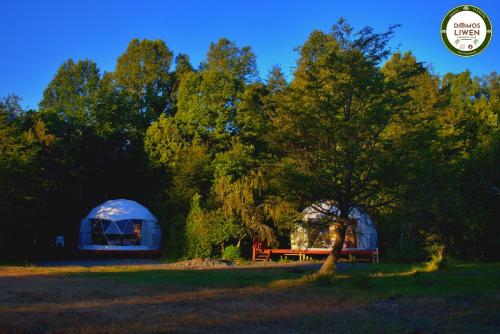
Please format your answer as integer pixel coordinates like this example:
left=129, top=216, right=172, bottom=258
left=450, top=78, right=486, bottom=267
left=145, top=38, right=294, bottom=257
left=0, top=97, right=55, bottom=256
left=268, top=19, right=400, bottom=273
left=175, top=38, right=257, bottom=147
left=114, top=38, right=174, bottom=126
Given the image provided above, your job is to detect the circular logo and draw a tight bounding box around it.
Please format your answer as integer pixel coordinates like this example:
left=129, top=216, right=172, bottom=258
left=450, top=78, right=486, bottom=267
left=441, top=5, right=492, bottom=57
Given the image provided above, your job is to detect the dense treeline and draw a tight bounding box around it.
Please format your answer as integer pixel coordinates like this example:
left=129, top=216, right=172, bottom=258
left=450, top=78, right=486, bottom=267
left=1, top=20, right=498, bottom=262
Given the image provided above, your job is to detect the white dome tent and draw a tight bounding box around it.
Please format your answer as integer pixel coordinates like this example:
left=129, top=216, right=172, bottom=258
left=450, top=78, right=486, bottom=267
left=78, top=199, right=162, bottom=254
left=291, top=201, right=378, bottom=251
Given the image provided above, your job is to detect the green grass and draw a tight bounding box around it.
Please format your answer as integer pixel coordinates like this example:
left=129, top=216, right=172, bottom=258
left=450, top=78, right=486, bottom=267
left=307, top=263, right=500, bottom=299
left=2, top=262, right=499, bottom=333
left=75, top=266, right=312, bottom=288
left=73, top=262, right=500, bottom=298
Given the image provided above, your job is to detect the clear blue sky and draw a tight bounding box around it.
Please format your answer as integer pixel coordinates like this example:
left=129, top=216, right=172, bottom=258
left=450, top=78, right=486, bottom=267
left=1, top=0, right=499, bottom=109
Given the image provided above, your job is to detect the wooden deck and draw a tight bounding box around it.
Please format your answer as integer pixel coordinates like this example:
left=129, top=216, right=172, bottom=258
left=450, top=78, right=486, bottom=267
left=253, top=247, right=379, bottom=263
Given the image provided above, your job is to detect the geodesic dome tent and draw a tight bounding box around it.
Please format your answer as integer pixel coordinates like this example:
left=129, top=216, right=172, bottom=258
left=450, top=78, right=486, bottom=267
left=291, top=201, right=378, bottom=250
left=78, top=199, right=162, bottom=254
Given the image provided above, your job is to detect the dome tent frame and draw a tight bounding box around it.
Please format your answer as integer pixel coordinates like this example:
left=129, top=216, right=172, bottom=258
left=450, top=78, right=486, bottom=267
left=252, top=201, right=379, bottom=262
left=292, top=201, right=378, bottom=251
left=78, top=199, right=162, bottom=255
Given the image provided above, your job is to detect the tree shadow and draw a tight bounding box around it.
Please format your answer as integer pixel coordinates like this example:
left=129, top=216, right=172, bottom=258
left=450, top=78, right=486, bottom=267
left=1, top=263, right=499, bottom=333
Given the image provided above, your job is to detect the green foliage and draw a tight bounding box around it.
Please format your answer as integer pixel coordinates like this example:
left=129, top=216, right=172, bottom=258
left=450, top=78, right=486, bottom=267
left=269, top=19, right=400, bottom=216
left=422, top=233, right=446, bottom=271
left=114, top=38, right=174, bottom=122
left=209, top=211, right=245, bottom=253
left=0, top=101, right=56, bottom=256
left=213, top=140, right=254, bottom=180
left=185, top=194, right=213, bottom=259
left=1, top=20, right=499, bottom=262
left=165, top=214, right=187, bottom=259
left=174, top=54, right=194, bottom=75
left=38, top=59, right=102, bottom=152
left=175, top=38, right=257, bottom=147
left=222, top=245, right=241, bottom=261
left=266, top=66, right=288, bottom=93
left=171, top=140, right=212, bottom=204
left=145, top=114, right=184, bottom=168
left=267, top=19, right=401, bottom=272
left=184, top=194, right=244, bottom=259
left=0, top=94, right=23, bottom=121
left=213, top=171, right=297, bottom=245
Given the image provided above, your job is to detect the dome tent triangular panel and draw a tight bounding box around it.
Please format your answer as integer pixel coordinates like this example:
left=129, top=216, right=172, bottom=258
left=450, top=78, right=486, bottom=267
left=104, top=222, right=122, bottom=234
left=78, top=199, right=162, bottom=254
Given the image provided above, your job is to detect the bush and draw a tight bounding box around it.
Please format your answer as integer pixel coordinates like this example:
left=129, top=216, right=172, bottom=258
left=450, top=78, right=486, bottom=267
left=422, top=233, right=446, bottom=271
left=222, top=245, right=240, bottom=261
left=165, top=214, right=187, bottom=259
left=185, top=194, right=213, bottom=259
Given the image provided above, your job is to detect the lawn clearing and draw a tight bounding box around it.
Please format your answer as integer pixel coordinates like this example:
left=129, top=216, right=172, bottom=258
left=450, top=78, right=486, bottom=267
left=0, top=262, right=499, bottom=333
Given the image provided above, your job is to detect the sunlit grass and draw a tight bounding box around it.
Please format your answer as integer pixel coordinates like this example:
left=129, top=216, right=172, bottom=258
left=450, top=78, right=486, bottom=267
left=1, top=261, right=499, bottom=333
left=1, top=261, right=500, bottom=297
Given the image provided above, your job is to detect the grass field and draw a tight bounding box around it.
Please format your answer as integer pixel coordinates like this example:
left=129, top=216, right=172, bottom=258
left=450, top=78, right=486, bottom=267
left=1, top=261, right=499, bottom=333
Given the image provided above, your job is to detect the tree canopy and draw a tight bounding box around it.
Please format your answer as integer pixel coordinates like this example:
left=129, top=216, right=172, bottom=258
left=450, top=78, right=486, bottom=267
left=1, top=19, right=498, bottom=269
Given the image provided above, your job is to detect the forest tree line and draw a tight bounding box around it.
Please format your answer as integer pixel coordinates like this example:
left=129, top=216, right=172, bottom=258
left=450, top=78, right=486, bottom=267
left=1, top=20, right=499, bottom=261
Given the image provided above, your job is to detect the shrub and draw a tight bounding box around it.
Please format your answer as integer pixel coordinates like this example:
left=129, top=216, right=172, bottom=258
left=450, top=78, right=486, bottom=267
left=165, top=214, right=186, bottom=259
left=185, top=194, right=212, bottom=259
left=422, top=233, right=446, bottom=271
left=222, top=245, right=240, bottom=261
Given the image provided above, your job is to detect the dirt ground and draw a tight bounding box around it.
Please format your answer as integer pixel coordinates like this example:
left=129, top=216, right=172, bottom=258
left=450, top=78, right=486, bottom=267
left=1, top=261, right=499, bottom=333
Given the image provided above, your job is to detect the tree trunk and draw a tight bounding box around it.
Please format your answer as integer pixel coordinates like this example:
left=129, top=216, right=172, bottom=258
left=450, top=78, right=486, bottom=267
left=319, top=223, right=347, bottom=274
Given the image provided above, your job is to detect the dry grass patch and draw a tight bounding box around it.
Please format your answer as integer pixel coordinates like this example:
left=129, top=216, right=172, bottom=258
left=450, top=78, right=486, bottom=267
left=1, top=262, right=499, bottom=333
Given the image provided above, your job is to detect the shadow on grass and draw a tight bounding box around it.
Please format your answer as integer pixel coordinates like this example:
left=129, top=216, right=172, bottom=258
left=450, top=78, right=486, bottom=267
left=63, top=261, right=500, bottom=300
left=1, top=263, right=499, bottom=333
left=73, top=265, right=316, bottom=289
left=306, top=262, right=500, bottom=299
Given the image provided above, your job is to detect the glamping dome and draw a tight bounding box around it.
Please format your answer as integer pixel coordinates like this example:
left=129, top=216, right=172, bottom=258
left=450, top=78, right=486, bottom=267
left=291, top=202, right=378, bottom=250
left=78, top=199, right=162, bottom=254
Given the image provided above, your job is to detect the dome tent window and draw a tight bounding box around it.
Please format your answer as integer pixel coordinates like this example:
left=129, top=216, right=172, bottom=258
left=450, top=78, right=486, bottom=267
left=79, top=199, right=162, bottom=255
left=90, top=219, right=142, bottom=246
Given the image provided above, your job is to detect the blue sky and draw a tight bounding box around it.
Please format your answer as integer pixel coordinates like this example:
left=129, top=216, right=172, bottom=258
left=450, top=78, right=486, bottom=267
left=1, top=0, right=499, bottom=109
